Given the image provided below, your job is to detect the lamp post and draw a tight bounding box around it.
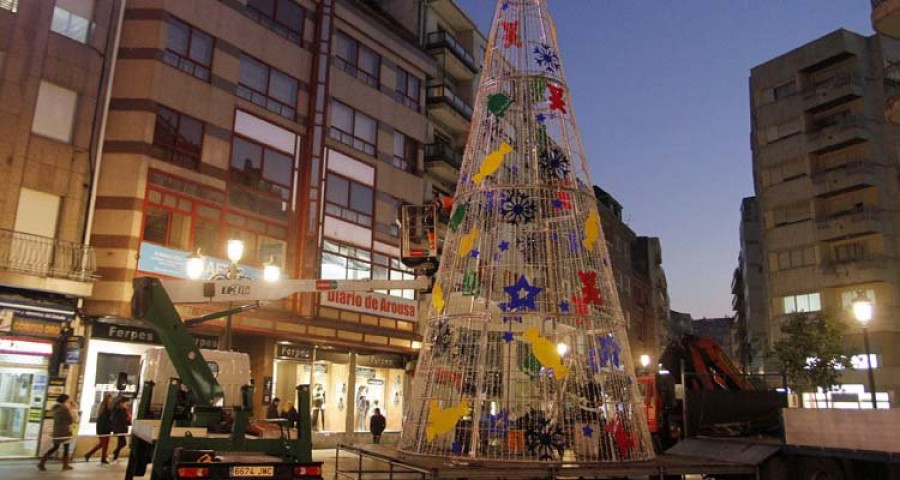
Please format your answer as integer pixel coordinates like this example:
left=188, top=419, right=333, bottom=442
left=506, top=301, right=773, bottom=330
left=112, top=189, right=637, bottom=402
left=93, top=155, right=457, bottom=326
left=639, top=354, right=651, bottom=374
left=852, top=291, right=877, bottom=409
left=186, top=240, right=281, bottom=351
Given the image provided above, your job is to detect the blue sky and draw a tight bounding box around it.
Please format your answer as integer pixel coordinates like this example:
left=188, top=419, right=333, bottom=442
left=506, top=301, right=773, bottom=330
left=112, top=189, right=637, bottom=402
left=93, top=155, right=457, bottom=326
left=455, top=1, right=873, bottom=318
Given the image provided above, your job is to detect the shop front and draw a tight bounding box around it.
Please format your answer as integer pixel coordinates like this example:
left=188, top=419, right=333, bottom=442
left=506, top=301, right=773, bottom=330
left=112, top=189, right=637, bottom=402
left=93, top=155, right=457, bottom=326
left=272, top=344, right=407, bottom=443
left=78, top=321, right=219, bottom=434
left=0, top=297, right=76, bottom=458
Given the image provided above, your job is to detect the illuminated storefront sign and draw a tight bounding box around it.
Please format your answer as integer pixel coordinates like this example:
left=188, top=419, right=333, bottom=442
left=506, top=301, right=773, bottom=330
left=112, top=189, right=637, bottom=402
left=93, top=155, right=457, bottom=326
left=0, top=337, right=54, bottom=356
left=138, top=242, right=261, bottom=279
left=319, top=291, right=417, bottom=322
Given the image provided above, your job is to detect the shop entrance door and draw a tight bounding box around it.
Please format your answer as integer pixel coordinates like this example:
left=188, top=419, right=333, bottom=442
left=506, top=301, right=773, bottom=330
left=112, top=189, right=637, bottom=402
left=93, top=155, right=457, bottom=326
left=0, top=357, right=49, bottom=457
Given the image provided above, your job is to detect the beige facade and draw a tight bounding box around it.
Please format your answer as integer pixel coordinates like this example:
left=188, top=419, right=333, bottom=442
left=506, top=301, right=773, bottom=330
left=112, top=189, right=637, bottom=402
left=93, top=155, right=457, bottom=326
left=0, top=0, right=117, bottom=457
left=750, top=29, right=900, bottom=405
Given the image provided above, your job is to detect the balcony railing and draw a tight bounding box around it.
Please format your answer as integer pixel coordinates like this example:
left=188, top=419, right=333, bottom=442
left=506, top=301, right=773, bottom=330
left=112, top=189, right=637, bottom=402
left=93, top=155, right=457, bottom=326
left=425, top=142, right=463, bottom=170
left=0, top=228, right=97, bottom=282
left=802, top=72, right=862, bottom=98
left=426, top=82, right=473, bottom=119
left=426, top=31, right=478, bottom=74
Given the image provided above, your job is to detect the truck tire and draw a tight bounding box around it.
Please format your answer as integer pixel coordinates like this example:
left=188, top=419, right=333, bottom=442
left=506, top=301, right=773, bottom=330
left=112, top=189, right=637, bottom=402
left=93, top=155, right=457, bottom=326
left=797, top=457, right=846, bottom=480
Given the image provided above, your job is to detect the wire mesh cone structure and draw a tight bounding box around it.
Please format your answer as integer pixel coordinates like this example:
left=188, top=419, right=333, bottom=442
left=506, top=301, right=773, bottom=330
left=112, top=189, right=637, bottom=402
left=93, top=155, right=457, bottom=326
left=398, top=0, right=654, bottom=463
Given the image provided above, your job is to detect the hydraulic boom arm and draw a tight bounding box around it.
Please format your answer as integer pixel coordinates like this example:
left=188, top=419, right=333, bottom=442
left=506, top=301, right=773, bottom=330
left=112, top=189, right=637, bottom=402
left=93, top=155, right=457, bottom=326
left=132, top=277, right=224, bottom=407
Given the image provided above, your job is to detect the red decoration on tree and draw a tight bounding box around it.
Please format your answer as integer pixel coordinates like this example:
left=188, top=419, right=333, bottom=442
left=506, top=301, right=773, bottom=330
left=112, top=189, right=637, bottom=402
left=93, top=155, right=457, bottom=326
left=578, top=271, right=603, bottom=306
left=571, top=295, right=589, bottom=315
left=502, top=21, right=522, bottom=48
left=556, top=191, right=572, bottom=210
left=548, top=83, right=567, bottom=114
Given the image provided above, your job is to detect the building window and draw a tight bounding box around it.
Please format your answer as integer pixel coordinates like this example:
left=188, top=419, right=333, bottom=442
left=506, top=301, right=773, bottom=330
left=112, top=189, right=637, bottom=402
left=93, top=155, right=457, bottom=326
left=333, top=31, right=380, bottom=88
left=245, top=0, right=304, bottom=45
left=834, top=242, right=866, bottom=263
left=324, top=173, right=373, bottom=227
left=153, top=105, right=204, bottom=170
left=328, top=101, right=376, bottom=156
left=321, top=240, right=371, bottom=280
left=0, top=0, right=17, bottom=13
left=230, top=136, right=293, bottom=201
left=373, top=253, right=414, bottom=299
left=395, top=67, right=420, bottom=110
left=391, top=131, right=417, bottom=172
left=772, top=203, right=810, bottom=227
left=237, top=54, right=298, bottom=121
left=772, top=246, right=815, bottom=271
left=163, top=17, right=213, bottom=82
left=31, top=81, right=78, bottom=143
left=773, top=80, right=796, bottom=101
left=143, top=186, right=223, bottom=255
left=224, top=213, right=287, bottom=268
left=51, top=0, right=92, bottom=43
left=782, top=292, right=821, bottom=314
left=840, top=289, right=876, bottom=310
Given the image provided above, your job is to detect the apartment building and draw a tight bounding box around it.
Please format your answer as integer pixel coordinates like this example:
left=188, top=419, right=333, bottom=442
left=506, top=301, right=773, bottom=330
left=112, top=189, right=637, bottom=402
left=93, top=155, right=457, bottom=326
left=422, top=0, right=485, bottom=199
left=0, top=0, right=118, bottom=457
left=69, top=0, right=484, bottom=447
left=593, top=186, right=669, bottom=368
left=750, top=29, right=900, bottom=406
left=732, top=196, right=768, bottom=372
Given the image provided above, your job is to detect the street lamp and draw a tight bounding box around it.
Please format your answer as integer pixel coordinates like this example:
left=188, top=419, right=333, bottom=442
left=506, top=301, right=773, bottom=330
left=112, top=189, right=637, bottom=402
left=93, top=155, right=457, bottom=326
left=184, top=239, right=280, bottom=351
left=640, top=354, right=651, bottom=370
left=852, top=290, right=877, bottom=409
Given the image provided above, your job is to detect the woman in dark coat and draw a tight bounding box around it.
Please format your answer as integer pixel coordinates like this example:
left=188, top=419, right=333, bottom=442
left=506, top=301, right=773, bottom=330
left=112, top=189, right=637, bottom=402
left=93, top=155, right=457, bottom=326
left=84, top=393, right=113, bottom=464
left=111, top=397, right=132, bottom=462
left=37, top=394, right=76, bottom=471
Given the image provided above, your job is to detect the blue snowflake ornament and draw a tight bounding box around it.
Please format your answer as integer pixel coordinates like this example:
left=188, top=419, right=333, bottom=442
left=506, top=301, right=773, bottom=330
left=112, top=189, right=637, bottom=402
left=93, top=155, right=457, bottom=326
left=500, top=190, right=537, bottom=225
left=534, top=43, right=560, bottom=73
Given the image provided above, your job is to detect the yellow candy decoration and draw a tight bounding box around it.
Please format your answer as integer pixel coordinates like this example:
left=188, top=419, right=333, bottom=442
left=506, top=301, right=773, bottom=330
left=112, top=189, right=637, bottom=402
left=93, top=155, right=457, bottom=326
left=426, top=398, right=470, bottom=442
left=432, top=282, right=445, bottom=314
left=521, top=327, right=570, bottom=379
left=457, top=228, right=480, bottom=258
left=582, top=211, right=600, bottom=252
left=472, top=142, right=513, bottom=185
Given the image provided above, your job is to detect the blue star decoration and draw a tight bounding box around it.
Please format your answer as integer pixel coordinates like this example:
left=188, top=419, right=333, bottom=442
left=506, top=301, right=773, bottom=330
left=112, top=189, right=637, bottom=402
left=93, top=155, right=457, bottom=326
left=503, top=331, right=514, bottom=343
left=582, top=424, right=594, bottom=438
left=552, top=198, right=563, bottom=209
left=499, top=241, right=510, bottom=251
left=550, top=232, right=559, bottom=242
left=470, top=249, right=480, bottom=259
left=536, top=113, right=547, bottom=123
left=451, top=441, right=463, bottom=454
left=503, top=275, right=543, bottom=311
left=501, top=2, right=509, bottom=10
left=558, top=300, right=570, bottom=313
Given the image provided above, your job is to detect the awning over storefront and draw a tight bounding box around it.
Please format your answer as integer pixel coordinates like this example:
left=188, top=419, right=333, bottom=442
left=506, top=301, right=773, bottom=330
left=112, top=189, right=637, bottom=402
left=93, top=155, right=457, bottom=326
left=0, top=299, right=76, bottom=323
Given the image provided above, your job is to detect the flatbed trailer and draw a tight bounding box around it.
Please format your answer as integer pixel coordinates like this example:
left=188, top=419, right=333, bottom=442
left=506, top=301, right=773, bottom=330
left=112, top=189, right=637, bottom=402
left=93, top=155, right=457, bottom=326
left=333, top=443, right=764, bottom=479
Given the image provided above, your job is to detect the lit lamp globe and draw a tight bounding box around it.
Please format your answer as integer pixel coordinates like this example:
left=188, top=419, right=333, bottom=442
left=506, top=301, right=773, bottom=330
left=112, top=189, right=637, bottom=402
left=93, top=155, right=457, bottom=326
left=556, top=342, right=569, bottom=356
left=226, top=239, right=245, bottom=264
left=186, top=252, right=205, bottom=280
left=640, top=354, right=651, bottom=369
left=263, top=263, right=282, bottom=283
left=852, top=292, right=873, bottom=325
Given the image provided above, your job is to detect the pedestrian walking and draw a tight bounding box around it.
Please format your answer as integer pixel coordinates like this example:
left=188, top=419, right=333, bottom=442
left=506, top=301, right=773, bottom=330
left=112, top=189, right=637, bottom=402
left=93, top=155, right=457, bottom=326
left=84, top=393, right=113, bottom=464
left=110, top=397, right=132, bottom=462
left=266, top=397, right=281, bottom=419
left=37, top=394, right=76, bottom=471
left=281, top=401, right=300, bottom=430
left=369, top=408, right=386, bottom=444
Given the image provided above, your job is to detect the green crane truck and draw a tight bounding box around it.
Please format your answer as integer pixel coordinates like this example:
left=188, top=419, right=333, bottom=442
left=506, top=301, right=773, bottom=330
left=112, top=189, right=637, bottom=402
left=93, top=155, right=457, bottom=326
left=124, top=277, right=322, bottom=480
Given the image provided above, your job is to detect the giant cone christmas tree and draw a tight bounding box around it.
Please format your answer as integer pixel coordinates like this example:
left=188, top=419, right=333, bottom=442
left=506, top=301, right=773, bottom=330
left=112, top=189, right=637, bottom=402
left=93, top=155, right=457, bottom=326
left=398, top=0, right=654, bottom=462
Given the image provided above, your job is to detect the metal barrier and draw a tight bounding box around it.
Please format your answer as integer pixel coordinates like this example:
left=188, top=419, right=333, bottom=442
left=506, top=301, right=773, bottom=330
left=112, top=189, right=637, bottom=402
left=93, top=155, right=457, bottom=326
left=335, top=444, right=431, bottom=480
